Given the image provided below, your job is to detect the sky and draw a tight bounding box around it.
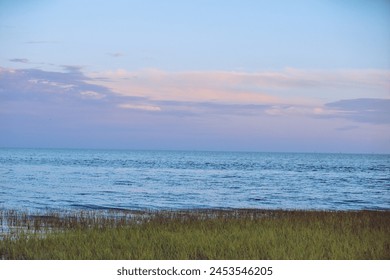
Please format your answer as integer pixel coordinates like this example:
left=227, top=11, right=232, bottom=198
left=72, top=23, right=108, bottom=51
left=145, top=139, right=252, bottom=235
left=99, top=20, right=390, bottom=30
left=0, top=0, right=389, bottom=153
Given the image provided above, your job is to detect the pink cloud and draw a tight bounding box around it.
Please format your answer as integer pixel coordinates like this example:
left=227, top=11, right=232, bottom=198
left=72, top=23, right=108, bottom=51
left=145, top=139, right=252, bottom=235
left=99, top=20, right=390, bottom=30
left=87, top=68, right=390, bottom=108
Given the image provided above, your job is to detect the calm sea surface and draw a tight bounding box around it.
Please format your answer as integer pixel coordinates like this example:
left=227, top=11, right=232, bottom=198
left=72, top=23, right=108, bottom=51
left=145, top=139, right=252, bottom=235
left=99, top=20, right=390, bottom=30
left=0, top=149, right=389, bottom=212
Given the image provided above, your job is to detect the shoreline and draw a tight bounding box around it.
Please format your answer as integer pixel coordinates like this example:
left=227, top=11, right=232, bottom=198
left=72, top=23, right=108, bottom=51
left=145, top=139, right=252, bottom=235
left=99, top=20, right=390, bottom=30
left=2, top=207, right=389, bottom=222
left=2, top=208, right=390, bottom=231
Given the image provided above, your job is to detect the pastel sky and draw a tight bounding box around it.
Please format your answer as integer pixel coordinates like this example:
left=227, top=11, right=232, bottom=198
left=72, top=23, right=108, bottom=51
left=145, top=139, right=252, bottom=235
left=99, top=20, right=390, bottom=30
left=1, top=0, right=389, bottom=153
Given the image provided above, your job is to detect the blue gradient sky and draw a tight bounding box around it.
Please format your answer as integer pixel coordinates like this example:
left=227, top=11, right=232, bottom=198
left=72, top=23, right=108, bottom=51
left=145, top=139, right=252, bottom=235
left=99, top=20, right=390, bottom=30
left=1, top=0, right=389, bottom=152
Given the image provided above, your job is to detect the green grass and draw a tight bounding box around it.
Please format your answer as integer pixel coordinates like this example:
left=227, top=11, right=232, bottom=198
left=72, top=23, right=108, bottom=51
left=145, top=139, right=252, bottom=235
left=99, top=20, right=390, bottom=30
left=1, top=209, right=389, bottom=259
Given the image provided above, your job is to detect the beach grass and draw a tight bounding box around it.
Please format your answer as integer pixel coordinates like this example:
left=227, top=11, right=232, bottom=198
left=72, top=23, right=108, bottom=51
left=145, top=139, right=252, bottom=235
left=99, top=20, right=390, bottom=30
left=1, top=209, right=389, bottom=260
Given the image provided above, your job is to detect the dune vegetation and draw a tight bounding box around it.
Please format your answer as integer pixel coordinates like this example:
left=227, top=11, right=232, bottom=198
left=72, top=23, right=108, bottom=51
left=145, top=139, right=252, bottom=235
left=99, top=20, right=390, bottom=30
left=1, top=209, right=389, bottom=260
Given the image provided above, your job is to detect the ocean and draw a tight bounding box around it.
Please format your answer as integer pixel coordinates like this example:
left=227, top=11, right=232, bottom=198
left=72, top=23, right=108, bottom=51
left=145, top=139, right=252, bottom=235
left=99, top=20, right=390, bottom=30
left=0, top=148, right=389, bottom=212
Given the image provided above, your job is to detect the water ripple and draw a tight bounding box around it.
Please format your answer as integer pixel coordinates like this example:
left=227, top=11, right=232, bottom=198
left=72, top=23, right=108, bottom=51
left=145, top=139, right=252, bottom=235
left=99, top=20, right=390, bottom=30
left=0, top=149, right=389, bottom=212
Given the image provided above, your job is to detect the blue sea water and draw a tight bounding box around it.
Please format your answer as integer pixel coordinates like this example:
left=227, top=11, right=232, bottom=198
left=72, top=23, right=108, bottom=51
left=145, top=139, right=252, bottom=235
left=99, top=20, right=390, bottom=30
left=0, top=148, right=389, bottom=212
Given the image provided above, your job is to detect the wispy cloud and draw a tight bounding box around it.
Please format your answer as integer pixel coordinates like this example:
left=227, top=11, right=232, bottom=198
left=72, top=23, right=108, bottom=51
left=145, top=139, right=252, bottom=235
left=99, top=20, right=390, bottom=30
left=9, top=58, right=30, bottom=64
left=1, top=66, right=389, bottom=124
left=88, top=68, right=390, bottom=107
left=24, top=40, right=58, bottom=44
left=0, top=67, right=110, bottom=101
left=88, top=69, right=289, bottom=105
left=325, top=98, right=390, bottom=124
left=107, top=52, right=125, bottom=58
left=61, top=65, right=84, bottom=73
left=80, top=91, right=105, bottom=99
left=118, top=103, right=161, bottom=111
left=264, top=105, right=335, bottom=117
